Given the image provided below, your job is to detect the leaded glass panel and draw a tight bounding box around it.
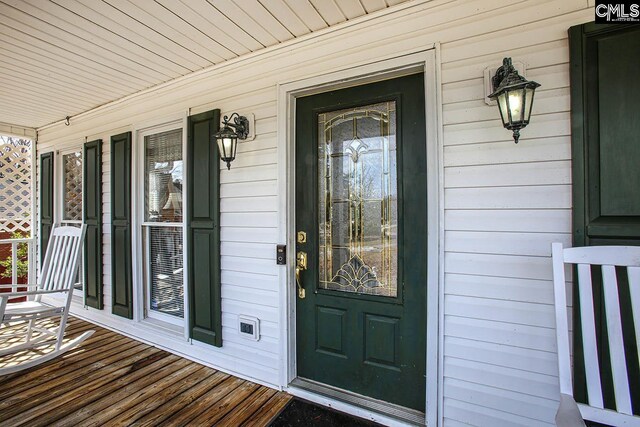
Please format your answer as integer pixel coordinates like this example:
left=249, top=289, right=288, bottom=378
left=318, top=101, right=398, bottom=297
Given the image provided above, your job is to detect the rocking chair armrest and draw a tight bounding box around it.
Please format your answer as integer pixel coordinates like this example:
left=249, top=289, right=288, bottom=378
left=0, top=288, right=70, bottom=299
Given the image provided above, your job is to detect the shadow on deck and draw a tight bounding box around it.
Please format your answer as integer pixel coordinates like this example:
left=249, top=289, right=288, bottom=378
left=0, top=317, right=291, bottom=426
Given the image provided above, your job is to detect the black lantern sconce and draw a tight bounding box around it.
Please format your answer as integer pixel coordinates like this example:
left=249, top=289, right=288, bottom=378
left=213, top=113, right=250, bottom=170
left=489, top=58, right=541, bottom=143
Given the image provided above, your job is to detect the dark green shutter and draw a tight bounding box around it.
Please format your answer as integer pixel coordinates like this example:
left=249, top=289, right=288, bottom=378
left=83, top=139, right=103, bottom=309
left=110, top=132, right=133, bottom=319
left=187, top=109, right=222, bottom=347
left=39, top=152, right=54, bottom=264
left=569, top=22, right=640, bottom=413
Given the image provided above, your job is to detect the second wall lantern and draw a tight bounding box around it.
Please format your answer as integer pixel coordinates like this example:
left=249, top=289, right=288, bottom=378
left=213, top=112, right=250, bottom=170
left=489, top=57, right=541, bottom=143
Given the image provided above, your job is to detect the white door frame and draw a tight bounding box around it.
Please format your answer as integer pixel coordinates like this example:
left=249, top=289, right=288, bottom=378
left=276, top=48, right=444, bottom=426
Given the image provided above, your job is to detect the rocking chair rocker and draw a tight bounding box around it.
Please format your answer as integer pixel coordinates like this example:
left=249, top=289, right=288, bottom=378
left=0, top=225, right=93, bottom=375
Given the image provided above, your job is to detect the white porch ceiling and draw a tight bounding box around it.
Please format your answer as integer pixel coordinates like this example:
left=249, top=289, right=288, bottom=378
left=0, top=0, right=411, bottom=130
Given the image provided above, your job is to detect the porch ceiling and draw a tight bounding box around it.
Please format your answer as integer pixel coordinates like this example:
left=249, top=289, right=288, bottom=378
left=0, top=0, right=411, bottom=130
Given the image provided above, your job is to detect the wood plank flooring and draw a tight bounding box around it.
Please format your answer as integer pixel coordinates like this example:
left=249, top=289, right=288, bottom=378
left=0, top=317, right=291, bottom=426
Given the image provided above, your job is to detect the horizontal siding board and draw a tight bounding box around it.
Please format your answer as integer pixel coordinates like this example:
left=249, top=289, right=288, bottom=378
left=445, top=273, right=571, bottom=307
left=445, top=295, right=555, bottom=329
left=445, top=252, right=558, bottom=281
left=220, top=227, right=277, bottom=244
left=445, top=161, right=571, bottom=188
left=221, top=270, right=278, bottom=291
left=220, top=196, right=278, bottom=213
left=220, top=180, right=278, bottom=198
left=444, top=400, right=553, bottom=427
left=220, top=242, right=275, bottom=259
left=442, top=63, right=568, bottom=105
left=222, top=300, right=278, bottom=324
left=444, top=396, right=554, bottom=427
left=444, top=336, right=558, bottom=377
left=444, top=231, right=571, bottom=257
left=221, top=325, right=279, bottom=353
left=442, top=39, right=570, bottom=84
left=445, top=316, right=556, bottom=352
left=221, top=256, right=278, bottom=277
left=221, top=285, right=278, bottom=307
left=445, top=378, right=557, bottom=422
left=445, top=209, right=571, bottom=233
left=445, top=185, right=571, bottom=210
left=443, top=87, right=570, bottom=125
left=444, top=358, right=559, bottom=401
left=444, top=113, right=571, bottom=146
left=219, top=212, right=278, bottom=228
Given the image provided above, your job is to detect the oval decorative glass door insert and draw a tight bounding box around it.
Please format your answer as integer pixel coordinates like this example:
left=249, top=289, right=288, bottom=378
left=318, top=101, right=398, bottom=297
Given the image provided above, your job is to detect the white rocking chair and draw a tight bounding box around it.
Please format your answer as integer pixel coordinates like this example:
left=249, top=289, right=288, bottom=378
left=552, top=243, right=640, bottom=426
left=0, top=225, right=94, bottom=375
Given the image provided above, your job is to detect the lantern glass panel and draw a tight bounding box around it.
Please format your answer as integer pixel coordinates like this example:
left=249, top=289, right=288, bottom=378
left=507, top=88, right=526, bottom=124
left=217, top=136, right=236, bottom=160
left=523, top=87, right=535, bottom=123
left=497, top=92, right=509, bottom=126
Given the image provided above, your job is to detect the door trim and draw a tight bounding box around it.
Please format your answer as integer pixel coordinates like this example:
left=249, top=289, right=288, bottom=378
left=291, top=377, right=426, bottom=425
left=277, top=48, right=443, bottom=426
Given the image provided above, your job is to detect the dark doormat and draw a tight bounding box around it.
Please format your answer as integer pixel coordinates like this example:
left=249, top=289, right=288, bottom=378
left=269, top=398, right=383, bottom=427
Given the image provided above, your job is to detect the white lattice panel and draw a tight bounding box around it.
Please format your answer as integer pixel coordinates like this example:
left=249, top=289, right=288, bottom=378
left=0, top=138, right=32, bottom=234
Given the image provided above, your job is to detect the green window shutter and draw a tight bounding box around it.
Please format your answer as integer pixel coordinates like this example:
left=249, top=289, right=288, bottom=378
left=110, top=132, right=133, bottom=319
left=187, top=109, right=222, bottom=347
left=39, top=152, right=54, bottom=264
left=83, top=139, right=103, bottom=309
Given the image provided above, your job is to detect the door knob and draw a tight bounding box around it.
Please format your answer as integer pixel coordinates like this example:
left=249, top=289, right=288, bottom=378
left=295, top=251, right=307, bottom=299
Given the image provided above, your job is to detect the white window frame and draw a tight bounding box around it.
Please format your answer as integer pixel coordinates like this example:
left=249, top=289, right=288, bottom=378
left=56, top=145, right=84, bottom=298
left=133, top=116, right=189, bottom=334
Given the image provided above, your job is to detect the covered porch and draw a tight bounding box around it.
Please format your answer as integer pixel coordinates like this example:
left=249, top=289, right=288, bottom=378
left=0, top=316, right=291, bottom=426
left=1, top=0, right=639, bottom=426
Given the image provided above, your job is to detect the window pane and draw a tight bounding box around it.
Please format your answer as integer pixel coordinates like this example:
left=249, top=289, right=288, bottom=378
left=145, top=129, right=183, bottom=223
left=63, top=152, right=83, bottom=221
left=146, top=226, right=184, bottom=318
left=318, top=101, right=398, bottom=297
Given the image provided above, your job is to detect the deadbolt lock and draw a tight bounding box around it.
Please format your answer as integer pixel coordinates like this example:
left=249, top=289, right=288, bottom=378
left=297, top=231, right=307, bottom=244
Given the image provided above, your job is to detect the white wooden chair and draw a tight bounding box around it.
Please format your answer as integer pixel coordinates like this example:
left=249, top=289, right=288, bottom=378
left=552, top=243, right=640, bottom=426
left=0, top=225, right=93, bottom=375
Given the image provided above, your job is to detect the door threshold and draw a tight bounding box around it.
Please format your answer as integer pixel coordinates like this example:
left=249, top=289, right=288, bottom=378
left=290, top=377, right=425, bottom=426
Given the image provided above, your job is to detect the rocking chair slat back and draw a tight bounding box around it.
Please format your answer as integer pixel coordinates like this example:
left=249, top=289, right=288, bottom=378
left=40, top=226, right=85, bottom=293
left=576, top=263, right=604, bottom=409
left=553, top=243, right=640, bottom=426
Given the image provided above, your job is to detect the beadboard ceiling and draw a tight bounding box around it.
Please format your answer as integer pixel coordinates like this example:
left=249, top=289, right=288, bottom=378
left=0, top=0, right=412, bottom=130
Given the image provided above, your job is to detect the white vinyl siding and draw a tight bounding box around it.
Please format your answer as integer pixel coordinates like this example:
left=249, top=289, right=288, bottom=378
left=36, top=0, right=595, bottom=424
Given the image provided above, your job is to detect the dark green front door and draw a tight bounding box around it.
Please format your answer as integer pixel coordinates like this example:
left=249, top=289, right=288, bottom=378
left=295, top=73, right=427, bottom=412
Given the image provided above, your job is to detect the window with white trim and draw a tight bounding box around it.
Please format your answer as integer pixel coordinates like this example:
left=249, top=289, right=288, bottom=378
left=142, top=128, right=184, bottom=324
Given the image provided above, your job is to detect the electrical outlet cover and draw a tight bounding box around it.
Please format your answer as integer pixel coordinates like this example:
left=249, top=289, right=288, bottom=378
left=238, top=315, right=260, bottom=341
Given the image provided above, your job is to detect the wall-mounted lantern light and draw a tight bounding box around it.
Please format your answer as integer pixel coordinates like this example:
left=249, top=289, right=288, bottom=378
left=213, top=113, right=250, bottom=169
left=489, top=57, right=541, bottom=143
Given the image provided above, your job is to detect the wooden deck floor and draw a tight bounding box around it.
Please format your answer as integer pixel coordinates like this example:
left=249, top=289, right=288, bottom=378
left=0, top=317, right=291, bottom=426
